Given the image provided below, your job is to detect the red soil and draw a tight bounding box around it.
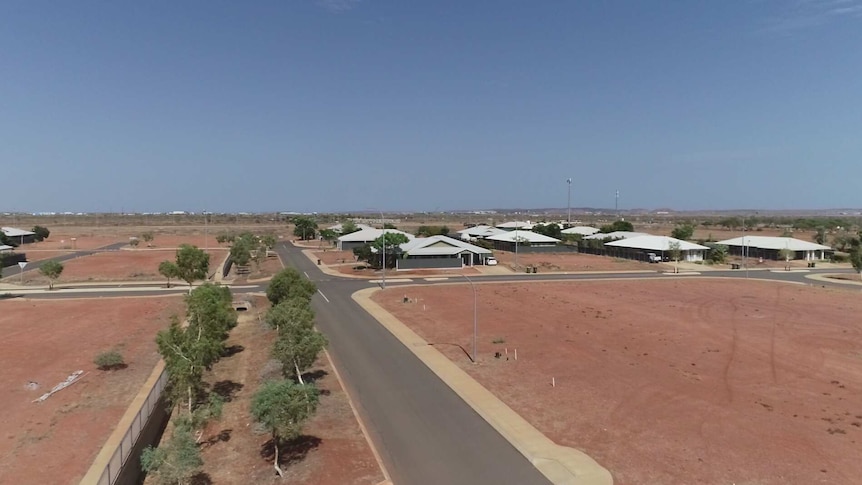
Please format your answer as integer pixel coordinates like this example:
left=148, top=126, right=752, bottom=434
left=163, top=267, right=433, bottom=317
left=0, top=296, right=186, bottom=485
left=493, top=250, right=662, bottom=272
left=376, top=279, right=862, bottom=485
left=26, top=249, right=228, bottom=284
left=197, top=297, right=385, bottom=485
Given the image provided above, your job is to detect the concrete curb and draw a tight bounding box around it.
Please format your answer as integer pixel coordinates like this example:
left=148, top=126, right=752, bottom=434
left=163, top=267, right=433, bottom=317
left=806, top=273, right=862, bottom=286
left=352, top=288, right=613, bottom=485
left=80, top=360, right=167, bottom=484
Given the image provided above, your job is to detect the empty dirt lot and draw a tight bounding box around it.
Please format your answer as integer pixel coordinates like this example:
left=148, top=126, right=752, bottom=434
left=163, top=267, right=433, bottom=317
left=0, top=296, right=186, bottom=485
left=377, top=279, right=862, bottom=484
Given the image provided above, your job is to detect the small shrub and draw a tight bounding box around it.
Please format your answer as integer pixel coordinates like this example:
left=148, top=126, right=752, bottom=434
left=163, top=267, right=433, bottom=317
left=94, top=351, right=125, bottom=370
left=492, top=337, right=505, bottom=344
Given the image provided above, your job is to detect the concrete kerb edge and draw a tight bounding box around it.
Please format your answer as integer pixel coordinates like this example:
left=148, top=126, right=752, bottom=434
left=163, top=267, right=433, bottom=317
left=352, top=287, right=613, bottom=485
left=80, top=360, right=167, bottom=484
left=806, top=273, right=862, bottom=286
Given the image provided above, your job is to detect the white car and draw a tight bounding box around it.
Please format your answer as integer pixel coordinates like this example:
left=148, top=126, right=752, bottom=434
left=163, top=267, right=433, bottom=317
left=485, top=257, right=498, bottom=266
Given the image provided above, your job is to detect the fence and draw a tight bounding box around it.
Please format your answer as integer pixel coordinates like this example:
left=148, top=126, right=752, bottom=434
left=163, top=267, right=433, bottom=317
left=95, top=368, right=168, bottom=485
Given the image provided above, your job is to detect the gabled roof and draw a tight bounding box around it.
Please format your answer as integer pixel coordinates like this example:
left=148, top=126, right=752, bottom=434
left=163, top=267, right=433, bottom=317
left=715, top=236, right=831, bottom=251
left=496, top=221, right=534, bottom=230
left=605, top=235, right=709, bottom=252
left=486, top=230, right=561, bottom=243
left=583, top=231, right=650, bottom=240
left=2, top=227, right=35, bottom=237
left=327, top=223, right=373, bottom=234
left=337, top=228, right=414, bottom=243
left=457, top=225, right=508, bottom=238
left=401, top=235, right=492, bottom=256
left=561, top=226, right=600, bottom=236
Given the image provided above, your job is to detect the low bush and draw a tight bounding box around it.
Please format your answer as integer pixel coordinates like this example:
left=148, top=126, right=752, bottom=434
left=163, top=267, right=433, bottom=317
left=94, top=351, right=125, bottom=370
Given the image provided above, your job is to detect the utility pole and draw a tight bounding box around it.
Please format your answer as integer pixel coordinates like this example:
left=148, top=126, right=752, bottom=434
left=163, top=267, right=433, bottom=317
left=615, top=190, right=620, bottom=218
left=566, top=178, right=572, bottom=224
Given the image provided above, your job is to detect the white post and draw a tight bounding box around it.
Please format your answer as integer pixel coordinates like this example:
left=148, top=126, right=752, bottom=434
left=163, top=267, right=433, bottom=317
left=380, top=211, right=386, bottom=289
left=463, top=274, right=478, bottom=363
left=18, top=261, right=27, bottom=284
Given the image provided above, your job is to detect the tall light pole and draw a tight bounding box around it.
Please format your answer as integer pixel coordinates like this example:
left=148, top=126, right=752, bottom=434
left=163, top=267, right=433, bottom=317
left=566, top=178, right=572, bottom=223
left=380, top=210, right=386, bottom=289
left=615, top=190, right=620, bottom=219
left=742, top=214, right=747, bottom=279
left=514, top=228, right=519, bottom=267
left=203, top=210, right=208, bottom=253
left=463, top=274, right=478, bottom=363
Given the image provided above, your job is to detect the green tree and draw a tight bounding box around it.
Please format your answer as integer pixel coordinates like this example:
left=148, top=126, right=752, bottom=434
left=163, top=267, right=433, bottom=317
left=340, top=220, right=360, bottom=235
left=157, top=317, right=207, bottom=415
left=293, top=216, right=318, bottom=240
left=415, top=225, right=450, bottom=237
left=186, top=283, right=237, bottom=353
left=251, top=380, right=320, bottom=478
left=32, top=226, right=50, bottom=241
left=159, top=261, right=179, bottom=288
left=850, top=243, right=862, bottom=281
left=265, top=297, right=314, bottom=332
left=371, top=232, right=410, bottom=269
left=268, top=301, right=326, bottom=383
left=267, top=268, right=317, bottom=306
left=532, top=223, right=562, bottom=239
left=142, top=231, right=155, bottom=247
left=215, top=231, right=235, bottom=244
left=40, top=260, right=64, bottom=290
left=129, top=238, right=140, bottom=248
left=175, top=244, right=209, bottom=292
left=140, top=425, right=202, bottom=485
left=229, top=233, right=254, bottom=267
left=707, top=244, right=728, bottom=264
left=671, top=223, right=694, bottom=241
left=319, top=228, right=338, bottom=245
left=383, top=222, right=397, bottom=229
left=260, top=234, right=278, bottom=250
left=813, top=227, right=827, bottom=245
left=668, top=241, right=681, bottom=273
left=599, top=220, right=634, bottom=233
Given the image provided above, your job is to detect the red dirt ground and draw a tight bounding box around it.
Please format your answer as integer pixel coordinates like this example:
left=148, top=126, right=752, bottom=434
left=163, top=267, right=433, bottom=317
left=195, top=297, right=385, bottom=485
left=24, top=249, right=228, bottom=284
left=313, top=250, right=356, bottom=265
left=376, top=279, right=862, bottom=485
left=0, top=296, right=186, bottom=485
left=493, top=250, right=663, bottom=272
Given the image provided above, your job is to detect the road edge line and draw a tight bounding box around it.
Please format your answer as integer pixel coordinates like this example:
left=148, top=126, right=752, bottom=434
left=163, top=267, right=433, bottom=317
left=323, top=348, right=392, bottom=483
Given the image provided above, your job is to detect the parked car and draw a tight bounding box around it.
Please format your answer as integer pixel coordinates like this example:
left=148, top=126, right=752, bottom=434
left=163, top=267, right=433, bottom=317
left=647, top=253, right=661, bottom=263
left=485, top=257, right=498, bottom=266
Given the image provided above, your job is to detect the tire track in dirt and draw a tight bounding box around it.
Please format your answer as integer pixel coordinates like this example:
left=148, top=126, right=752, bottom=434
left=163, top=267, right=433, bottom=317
left=721, top=297, right=740, bottom=404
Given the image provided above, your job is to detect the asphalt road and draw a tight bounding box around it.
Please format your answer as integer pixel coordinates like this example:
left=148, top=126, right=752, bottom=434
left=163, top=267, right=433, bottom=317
left=276, top=244, right=552, bottom=485
left=0, top=242, right=126, bottom=279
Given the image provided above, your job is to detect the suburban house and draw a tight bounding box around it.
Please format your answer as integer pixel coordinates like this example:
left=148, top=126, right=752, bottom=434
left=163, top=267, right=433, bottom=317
left=495, top=221, right=534, bottom=230
left=0, top=245, right=13, bottom=253
left=485, top=230, right=561, bottom=252
left=715, top=236, right=831, bottom=261
left=396, top=235, right=493, bottom=270
left=604, top=235, right=709, bottom=262
left=1, top=227, right=36, bottom=244
left=583, top=231, right=650, bottom=241
left=561, top=226, right=600, bottom=236
left=337, top=228, right=414, bottom=251
left=457, top=225, right=507, bottom=241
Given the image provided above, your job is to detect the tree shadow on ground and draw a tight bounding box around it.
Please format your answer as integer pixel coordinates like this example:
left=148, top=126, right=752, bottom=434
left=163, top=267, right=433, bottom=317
left=260, top=435, right=323, bottom=468
left=200, top=429, right=232, bottom=449
left=190, top=472, right=213, bottom=485
left=301, top=369, right=330, bottom=395
left=212, top=380, right=244, bottom=402
left=222, top=344, right=245, bottom=358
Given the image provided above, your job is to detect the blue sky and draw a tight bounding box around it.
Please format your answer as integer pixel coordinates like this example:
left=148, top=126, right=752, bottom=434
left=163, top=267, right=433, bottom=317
left=2, top=1, right=861, bottom=213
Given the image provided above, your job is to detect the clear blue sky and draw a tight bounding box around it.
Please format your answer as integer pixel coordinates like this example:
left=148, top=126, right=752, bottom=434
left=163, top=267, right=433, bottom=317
left=2, top=1, right=861, bottom=213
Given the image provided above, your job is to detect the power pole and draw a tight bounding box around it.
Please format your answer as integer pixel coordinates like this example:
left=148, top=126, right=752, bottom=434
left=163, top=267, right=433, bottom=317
left=566, top=178, right=572, bottom=223
left=615, top=190, right=620, bottom=218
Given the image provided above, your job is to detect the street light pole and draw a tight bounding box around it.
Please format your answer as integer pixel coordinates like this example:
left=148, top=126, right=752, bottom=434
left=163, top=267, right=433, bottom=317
left=742, top=214, right=747, bottom=279
left=514, top=228, right=519, bottom=267
left=463, top=274, right=478, bottom=363
left=204, top=210, right=208, bottom=253
left=380, top=211, right=386, bottom=289
left=566, top=178, right=572, bottom=224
